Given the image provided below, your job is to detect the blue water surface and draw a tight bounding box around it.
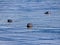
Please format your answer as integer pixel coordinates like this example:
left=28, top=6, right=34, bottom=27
left=0, top=0, right=60, bottom=45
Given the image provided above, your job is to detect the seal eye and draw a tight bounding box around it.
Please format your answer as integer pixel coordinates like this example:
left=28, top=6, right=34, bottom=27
left=27, top=23, right=33, bottom=29
left=7, top=19, right=12, bottom=23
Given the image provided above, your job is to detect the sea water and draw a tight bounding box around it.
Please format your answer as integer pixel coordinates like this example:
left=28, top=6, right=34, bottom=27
left=0, top=0, right=60, bottom=45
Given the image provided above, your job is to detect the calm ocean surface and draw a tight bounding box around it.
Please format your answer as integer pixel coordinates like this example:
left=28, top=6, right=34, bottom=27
left=0, top=0, right=60, bottom=45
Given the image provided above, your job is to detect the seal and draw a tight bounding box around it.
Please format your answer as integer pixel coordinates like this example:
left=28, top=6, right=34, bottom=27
left=27, top=23, right=33, bottom=29
left=7, top=19, right=12, bottom=23
left=44, top=11, right=49, bottom=14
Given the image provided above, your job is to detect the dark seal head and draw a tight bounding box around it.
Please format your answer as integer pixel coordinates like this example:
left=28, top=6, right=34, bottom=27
left=44, top=11, right=49, bottom=14
left=27, top=23, right=33, bottom=29
left=7, top=19, right=12, bottom=23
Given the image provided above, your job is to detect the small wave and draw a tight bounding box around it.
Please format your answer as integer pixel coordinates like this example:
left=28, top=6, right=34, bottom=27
left=39, top=28, right=60, bottom=29
left=0, top=26, right=13, bottom=28
left=33, top=27, right=60, bottom=30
